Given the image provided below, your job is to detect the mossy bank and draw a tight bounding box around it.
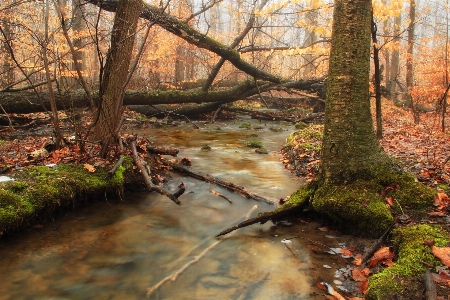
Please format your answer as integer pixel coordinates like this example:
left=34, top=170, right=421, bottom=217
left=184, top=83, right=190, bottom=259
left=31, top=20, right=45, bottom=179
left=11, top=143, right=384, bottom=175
left=0, top=160, right=135, bottom=237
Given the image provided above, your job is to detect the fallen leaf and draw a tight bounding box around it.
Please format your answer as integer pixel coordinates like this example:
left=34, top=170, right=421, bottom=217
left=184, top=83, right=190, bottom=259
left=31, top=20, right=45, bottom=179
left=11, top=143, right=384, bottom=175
left=386, top=197, right=394, bottom=206
left=83, top=163, right=95, bottom=173
left=353, top=253, right=363, bottom=266
left=352, top=269, right=368, bottom=282
left=369, top=247, right=394, bottom=267
left=429, top=211, right=447, bottom=217
left=339, top=248, right=353, bottom=256
left=423, top=239, right=435, bottom=246
left=431, top=272, right=450, bottom=284
left=316, top=282, right=327, bottom=290
left=432, top=246, right=450, bottom=267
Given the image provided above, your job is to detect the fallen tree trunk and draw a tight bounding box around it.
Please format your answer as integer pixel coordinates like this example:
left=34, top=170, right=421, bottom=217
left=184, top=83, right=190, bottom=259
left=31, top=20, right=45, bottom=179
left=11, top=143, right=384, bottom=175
left=0, top=79, right=323, bottom=114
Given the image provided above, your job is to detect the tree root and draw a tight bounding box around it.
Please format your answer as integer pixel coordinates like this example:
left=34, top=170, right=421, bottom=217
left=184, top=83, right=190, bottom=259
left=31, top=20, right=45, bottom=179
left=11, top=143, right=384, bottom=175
left=129, top=138, right=184, bottom=205
left=361, top=223, right=394, bottom=266
left=161, top=158, right=276, bottom=205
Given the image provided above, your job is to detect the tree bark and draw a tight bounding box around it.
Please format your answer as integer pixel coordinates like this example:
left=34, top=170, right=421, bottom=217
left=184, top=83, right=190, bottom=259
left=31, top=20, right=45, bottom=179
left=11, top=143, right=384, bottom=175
left=321, top=0, right=389, bottom=184
left=94, top=0, right=142, bottom=156
left=84, top=0, right=281, bottom=84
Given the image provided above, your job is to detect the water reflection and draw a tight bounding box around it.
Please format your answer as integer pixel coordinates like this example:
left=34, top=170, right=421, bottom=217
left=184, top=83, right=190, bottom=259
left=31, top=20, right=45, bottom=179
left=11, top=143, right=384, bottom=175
left=0, top=118, right=348, bottom=299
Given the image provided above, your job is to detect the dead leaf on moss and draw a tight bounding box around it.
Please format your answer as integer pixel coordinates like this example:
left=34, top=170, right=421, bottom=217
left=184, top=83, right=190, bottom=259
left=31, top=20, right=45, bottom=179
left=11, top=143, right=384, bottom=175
left=386, top=197, right=394, bottom=206
left=353, top=253, right=363, bottom=266
left=83, top=163, right=95, bottom=173
left=429, top=211, right=447, bottom=217
left=431, top=272, right=450, bottom=285
left=432, top=246, right=450, bottom=267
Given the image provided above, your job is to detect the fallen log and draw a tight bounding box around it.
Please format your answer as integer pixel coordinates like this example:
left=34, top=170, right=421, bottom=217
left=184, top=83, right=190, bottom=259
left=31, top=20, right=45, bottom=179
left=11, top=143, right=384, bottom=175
left=130, top=138, right=185, bottom=205
left=161, top=157, right=276, bottom=205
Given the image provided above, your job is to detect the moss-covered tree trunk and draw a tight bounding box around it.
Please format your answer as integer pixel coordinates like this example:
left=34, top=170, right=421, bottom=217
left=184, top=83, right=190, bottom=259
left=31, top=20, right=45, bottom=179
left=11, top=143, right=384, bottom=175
left=94, top=0, right=142, bottom=157
left=321, top=0, right=388, bottom=184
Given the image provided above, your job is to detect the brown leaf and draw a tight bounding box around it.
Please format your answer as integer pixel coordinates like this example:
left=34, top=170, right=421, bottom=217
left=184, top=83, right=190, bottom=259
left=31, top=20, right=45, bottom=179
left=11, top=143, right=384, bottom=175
left=353, top=253, right=363, bottom=266
left=386, top=197, right=394, bottom=206
left=429, top=211, right=447, bottom=217
left=339, top=248, right=353, bottom=257
left=432, top=246, right=450, bottom=267
left=351, top=269, right=368, bottom=282
left=431, top=272, right=450, bottom=284
left=423, top=239, right=435, bottom=246
left=83, top=163, right=96, bottom=173
left=316, top=282, right=327, bottom=290
left=369, top=247, right=394, bottom=267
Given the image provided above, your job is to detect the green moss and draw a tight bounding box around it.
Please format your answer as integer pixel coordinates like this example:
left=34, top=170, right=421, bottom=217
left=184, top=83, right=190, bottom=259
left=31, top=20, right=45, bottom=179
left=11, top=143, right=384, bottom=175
left=366, top=224, right=450, bottom=299
left=0, top=162, right=128, bottom=234
left=294, top=121, right=309, bottom=130
left=285, top=124, right=324, bottom=147
left=272, top=183, right=317, bottom=214
left=246, top=133, right=259, bottom=138
left=312, top=180, right=393, bottom=236
left=246, top=140, right=263, bottom=148
left=201, top=144, right=211, bottom=151
left=269, top=127, right=283, bottom=132
left=239, top=122, right=252, bottom=129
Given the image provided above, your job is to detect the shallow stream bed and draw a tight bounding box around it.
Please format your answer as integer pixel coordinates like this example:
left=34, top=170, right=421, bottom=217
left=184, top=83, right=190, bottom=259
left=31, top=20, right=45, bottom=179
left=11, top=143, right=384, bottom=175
left=0, top=117, right=365, bottom=299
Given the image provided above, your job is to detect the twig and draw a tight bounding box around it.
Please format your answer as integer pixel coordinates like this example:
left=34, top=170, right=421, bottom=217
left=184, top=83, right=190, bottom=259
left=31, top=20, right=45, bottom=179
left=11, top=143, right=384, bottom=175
left=145, top=205, right=258, bottom=298
left=211, top=189, right=233, bottom=203
left=108, top=155, right=124, bottom=178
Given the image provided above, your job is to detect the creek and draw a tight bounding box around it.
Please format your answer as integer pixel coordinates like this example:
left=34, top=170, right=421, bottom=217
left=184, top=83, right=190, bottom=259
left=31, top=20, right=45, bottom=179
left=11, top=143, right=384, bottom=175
left=0, top=116, right=361, bottom=299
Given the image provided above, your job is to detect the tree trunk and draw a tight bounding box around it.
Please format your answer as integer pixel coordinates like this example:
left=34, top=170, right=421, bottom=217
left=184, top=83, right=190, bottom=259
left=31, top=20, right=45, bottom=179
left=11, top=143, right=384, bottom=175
left=389, top=14, right=401, bottom=100
left=321, top=0, right=389, bottom=184
left=94, top=0, right=142, bottom=156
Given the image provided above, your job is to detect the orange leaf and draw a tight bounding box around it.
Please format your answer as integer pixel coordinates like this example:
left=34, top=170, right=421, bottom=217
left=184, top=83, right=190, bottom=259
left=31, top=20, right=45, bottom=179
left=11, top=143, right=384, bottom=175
left=83, top=163, right=96, bottom=173
left=386, top=197, right=394, bottom=206
left=369, top=247, right=394, bottom=267
left=339, top=248, right=353, bottom=257
left=316, top=282, right=327, bottom=290
left=432, top=246, right=450, bottom=267
left=353, top=253, right=363, bottom=266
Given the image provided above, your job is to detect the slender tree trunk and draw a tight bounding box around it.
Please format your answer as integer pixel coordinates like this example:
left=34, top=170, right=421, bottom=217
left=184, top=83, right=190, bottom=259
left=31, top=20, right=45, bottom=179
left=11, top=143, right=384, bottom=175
left=94, top=0, right=142, bottom=157
left=389, top=14, right=401, bottom=100
left=321, top=0, right=388, bottom=184
left=406, top=0, right=416, bottom=122
left=0, top=20, right=14, bottom=86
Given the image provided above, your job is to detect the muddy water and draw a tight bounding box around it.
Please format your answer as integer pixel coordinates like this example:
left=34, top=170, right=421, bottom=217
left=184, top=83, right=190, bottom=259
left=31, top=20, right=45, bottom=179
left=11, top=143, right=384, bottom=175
left=0, top=117, right=356, bottom=299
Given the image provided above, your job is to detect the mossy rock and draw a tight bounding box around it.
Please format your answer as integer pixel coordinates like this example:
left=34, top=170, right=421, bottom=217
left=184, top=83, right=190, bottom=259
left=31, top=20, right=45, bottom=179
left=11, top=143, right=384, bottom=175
left=255, top=148, right=268, bottom=154
left=246, top=140, right=263, bottom=148
left=246, top=133, right=259, bottom=138
left=239, top=122, right=252, bottom=129
left=201, top=144, right=212, bottom=151
left=285, top=124, right=324, bottom=147
left=366, top=224, right=450, bottom=299
left=269, top=127, right=283, bottom=132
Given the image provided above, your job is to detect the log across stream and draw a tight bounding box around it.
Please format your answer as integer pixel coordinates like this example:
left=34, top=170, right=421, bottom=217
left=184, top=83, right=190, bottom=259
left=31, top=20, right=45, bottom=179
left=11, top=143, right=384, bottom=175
left=0, top=116, right=370, bottom=299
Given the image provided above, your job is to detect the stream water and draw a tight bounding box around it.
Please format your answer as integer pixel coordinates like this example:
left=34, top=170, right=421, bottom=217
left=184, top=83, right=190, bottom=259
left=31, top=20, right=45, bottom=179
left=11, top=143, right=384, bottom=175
left=0, top=116, right=362, bottom=299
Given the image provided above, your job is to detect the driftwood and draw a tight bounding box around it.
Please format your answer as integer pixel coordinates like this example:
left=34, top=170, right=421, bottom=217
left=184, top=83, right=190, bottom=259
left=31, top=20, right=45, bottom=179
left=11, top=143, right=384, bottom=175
left=423, top=269, right=437, bottom=300
left=145, top=205, right=258, bottom=298
left=130, top=138, right=185, bottom=205
left=215, top=203, right=306, bottom=237
left=161, top=157, right=275, bottom=205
